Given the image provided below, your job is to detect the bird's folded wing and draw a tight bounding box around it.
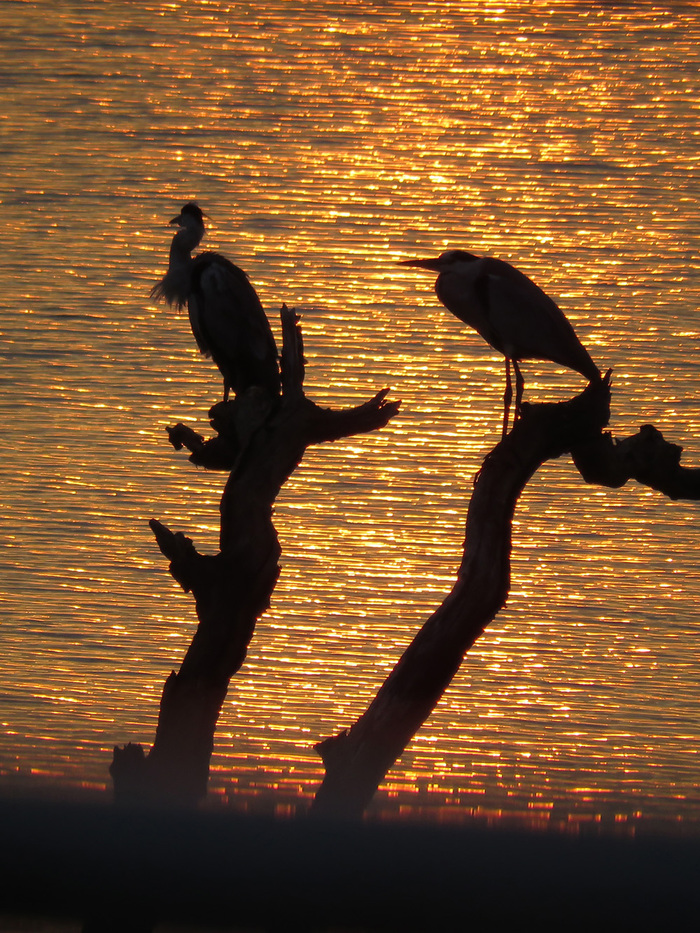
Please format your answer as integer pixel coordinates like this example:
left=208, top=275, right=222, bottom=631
left=485, top=268, right=582, bottom=365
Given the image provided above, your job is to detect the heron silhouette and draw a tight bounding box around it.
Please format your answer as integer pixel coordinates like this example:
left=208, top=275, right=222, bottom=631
left=400, top=249, right=600, bottom=436
left=151, top=202, right=280, bottom=402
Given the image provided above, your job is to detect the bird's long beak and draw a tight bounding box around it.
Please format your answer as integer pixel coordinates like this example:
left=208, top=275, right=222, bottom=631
left=169, top=214, right=183, bottom=226
left=398, top=257, right=442, bottom=272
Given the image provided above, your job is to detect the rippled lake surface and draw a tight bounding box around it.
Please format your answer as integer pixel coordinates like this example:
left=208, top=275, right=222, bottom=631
left=1, top=0, right=699, bottom=828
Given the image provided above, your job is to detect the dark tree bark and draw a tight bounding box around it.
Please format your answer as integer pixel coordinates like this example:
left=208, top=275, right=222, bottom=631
left=90, top=321, right=700, bottom=933
left=108, top=309, right=700, bottom=824
left=109, top=306, right=400, bottom=807
left=311, top=375, right=700, bottom=818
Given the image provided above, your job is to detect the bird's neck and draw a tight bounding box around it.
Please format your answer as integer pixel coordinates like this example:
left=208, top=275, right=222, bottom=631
left=159, top=226, right=203, bottom=307
left=169, top=223, right=202, bottom=271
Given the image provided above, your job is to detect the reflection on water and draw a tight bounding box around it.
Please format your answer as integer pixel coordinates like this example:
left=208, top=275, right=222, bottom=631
left=1, top=0, right=699, bottom=827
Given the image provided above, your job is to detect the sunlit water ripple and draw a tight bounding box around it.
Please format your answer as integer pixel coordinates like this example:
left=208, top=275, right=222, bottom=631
left=0, top=0, right=699, bottom=829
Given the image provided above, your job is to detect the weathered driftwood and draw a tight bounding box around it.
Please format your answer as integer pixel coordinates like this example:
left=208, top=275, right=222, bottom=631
left=311, top=374, right=700, bottom=818
left=109, top=306, right=399, bottom=806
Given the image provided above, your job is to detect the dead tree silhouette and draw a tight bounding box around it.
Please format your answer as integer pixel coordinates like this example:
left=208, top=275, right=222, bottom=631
left=311, top=373, right=700, bottom=817
left=109, top=306, right=400, bottom=806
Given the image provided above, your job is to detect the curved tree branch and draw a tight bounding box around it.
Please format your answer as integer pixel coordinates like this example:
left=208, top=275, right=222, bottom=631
left=311, top=374, right=700, bottom=818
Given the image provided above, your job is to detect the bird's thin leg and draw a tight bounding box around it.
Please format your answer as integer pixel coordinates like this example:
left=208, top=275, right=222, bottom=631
left=513, top=359, right=524, bottom=421
left=502, top=358, right=513, bottom=438
left=223, top=382, right=230, bottom=404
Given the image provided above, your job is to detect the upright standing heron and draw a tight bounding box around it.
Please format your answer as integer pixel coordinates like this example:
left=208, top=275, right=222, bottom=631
left=151, top=202, right=280, bottom=402
left=399, top=249, right=600, bottom=436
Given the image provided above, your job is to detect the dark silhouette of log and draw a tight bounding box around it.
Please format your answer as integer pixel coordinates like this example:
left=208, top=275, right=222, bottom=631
left=109, top=306, right=399, bottom=807
left=311, top=374, right=700, bottom=818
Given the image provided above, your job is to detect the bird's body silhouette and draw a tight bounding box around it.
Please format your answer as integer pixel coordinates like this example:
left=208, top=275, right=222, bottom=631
left=151, top=202, right=280, bottom=402
left=400, top=249, right=600, bottom=435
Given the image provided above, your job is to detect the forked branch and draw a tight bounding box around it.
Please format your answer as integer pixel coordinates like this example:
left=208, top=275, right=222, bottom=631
left=109, top=306, right=399, bottom=806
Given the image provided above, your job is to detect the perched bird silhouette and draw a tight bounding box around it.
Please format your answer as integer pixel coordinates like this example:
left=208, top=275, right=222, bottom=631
left=151, top=202, right=280, bottom=402
left=399, top=249, right=600, bottom=435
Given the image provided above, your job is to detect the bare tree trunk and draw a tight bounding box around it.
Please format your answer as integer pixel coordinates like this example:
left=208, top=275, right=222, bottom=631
left=311, top=376, right=700, bottom=818
left=109, top=307, right=400, bottom=807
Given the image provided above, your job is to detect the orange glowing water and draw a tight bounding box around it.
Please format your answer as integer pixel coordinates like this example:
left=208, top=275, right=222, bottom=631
left=1, top=0, right=699, bottom=827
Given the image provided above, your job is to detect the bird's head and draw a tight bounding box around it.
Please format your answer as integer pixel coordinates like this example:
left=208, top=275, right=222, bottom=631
left=398, top=249, right=479, bottom=274
left=170, top=201, right=206, bottom=229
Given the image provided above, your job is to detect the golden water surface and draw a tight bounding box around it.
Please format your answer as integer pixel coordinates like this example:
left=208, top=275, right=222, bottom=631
left=1, top=0, right=699, bottom=828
